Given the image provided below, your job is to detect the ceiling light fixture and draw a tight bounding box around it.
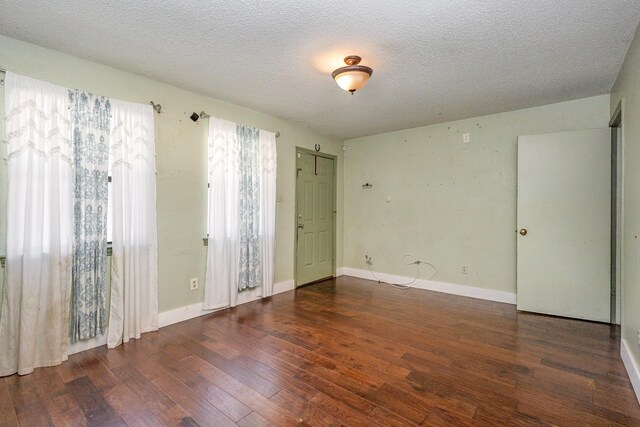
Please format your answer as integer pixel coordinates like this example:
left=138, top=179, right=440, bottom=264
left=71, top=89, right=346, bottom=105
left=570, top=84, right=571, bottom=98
left=332, top=55, right=373, bottom=95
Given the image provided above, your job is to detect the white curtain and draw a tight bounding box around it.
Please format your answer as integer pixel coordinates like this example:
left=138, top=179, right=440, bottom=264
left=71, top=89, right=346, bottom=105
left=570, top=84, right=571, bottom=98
left=106, top=99, right=158, bottom=348
left=0, top=72, right=73, bottom=376
left=205, top=118, right=239, bottom=309
left=204, top=118, right=276, bottom=310
left=259, top=130, right=277, bottom=298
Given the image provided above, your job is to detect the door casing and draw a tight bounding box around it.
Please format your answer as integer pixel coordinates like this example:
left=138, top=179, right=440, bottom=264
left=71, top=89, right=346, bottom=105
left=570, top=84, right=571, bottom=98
left=610, top=100, right=623, bottom=325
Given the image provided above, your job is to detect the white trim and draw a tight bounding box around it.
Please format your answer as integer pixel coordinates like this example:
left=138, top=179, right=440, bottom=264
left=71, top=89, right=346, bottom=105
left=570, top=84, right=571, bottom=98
left=158, top=302, right=214, bottom=328
left=340, top=267, right=517, bottom=305
left=336, top=267, right=346, bottom=276
left=621, top=338, right=640, bottom=404
left=159, top=279, right=295, bottom=328
left=68, top=334, right=108, bottom=356
left=66, top=279, right=296, bottom=355
left=272, top=279, right=295, bottom=295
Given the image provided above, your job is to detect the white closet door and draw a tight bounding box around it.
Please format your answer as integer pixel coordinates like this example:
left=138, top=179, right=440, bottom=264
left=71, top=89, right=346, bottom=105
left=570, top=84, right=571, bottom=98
left=517, top=129, right=610, bottom=322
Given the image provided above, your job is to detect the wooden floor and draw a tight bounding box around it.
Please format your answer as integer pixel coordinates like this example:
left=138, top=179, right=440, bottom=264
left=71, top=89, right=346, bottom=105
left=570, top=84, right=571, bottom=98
left=1, top=276, right=640, bottom=426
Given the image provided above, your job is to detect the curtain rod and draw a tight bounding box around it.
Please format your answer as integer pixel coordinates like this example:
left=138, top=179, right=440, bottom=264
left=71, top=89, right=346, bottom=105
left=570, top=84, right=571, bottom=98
left=199, top=111, right=280, bottom=138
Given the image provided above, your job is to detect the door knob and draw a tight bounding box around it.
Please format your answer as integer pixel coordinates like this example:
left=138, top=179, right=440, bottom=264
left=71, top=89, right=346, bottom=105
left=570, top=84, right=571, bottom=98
left=519, top=228, right=527, bottom=236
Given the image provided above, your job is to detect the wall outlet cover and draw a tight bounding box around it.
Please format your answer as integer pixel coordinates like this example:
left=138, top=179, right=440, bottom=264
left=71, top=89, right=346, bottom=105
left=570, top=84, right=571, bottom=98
left=190, top=278, right=199, bottom=290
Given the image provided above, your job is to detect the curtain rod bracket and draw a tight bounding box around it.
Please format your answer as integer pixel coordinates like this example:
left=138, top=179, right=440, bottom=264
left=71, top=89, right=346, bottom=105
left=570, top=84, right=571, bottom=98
left=150, top=101, right=162, bottom=114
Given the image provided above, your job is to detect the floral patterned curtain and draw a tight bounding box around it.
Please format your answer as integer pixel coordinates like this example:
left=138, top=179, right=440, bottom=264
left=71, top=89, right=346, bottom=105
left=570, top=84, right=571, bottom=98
left=69, top=90, right=111, bottom=342
left=237, top=124, right=262, bottom=291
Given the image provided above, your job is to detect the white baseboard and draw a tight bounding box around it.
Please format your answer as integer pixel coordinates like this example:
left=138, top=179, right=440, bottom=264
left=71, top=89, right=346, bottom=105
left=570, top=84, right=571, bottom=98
left=67, top=279, right=296, bottom=355
left=68, top=334, right=108, bottom=356
left=336, top=267, right=346, bottom=276
left=273, top=279, right=296, bottom=295
left=158, top=301, right=212, bottom=328
left=340, top=267, right=517, bottom=305
left=158, top=279, right=295, bottom=328
left=621, top=338, right=640, bottom=404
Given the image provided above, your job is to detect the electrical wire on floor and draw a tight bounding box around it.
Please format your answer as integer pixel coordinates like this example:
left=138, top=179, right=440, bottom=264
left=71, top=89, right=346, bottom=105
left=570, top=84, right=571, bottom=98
left=366, top=254, right=437, bottom=290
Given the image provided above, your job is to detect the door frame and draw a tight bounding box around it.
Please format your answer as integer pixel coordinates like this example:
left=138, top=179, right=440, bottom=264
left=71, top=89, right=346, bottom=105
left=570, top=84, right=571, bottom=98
left=294, top=147, right=337, bottom=287
left=610, top=100, right=624, bottom=324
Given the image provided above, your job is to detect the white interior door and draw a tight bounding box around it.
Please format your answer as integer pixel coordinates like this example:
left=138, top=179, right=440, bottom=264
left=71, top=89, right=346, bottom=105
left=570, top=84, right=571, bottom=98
left=517, top=129, right=611, bottom=322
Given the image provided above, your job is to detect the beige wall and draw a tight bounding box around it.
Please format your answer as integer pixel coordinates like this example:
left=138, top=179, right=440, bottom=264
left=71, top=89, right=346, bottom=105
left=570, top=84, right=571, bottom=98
left=0, top=35, right=344, bottom=312
left=343, top=95, right=610, bottom=294
left=611, top=24, right=640, bottom=373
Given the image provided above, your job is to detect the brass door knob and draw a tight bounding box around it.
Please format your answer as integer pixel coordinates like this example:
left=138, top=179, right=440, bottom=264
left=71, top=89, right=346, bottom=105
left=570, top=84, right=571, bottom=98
left=519, top=228, right=527, bottom=236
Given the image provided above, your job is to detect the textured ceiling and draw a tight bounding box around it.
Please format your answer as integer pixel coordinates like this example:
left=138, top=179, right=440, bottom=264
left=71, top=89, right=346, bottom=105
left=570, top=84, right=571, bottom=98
left=1, top=1, right=639, bottom=140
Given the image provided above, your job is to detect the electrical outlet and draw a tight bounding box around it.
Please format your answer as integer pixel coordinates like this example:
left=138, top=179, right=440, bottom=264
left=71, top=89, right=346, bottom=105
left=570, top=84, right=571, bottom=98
left=190, top=278, right=198, bottom=291
left=637, top=329, right=640, bottom=347
left=462, top=265, right=468, bottom=274
left=365, top=253, right=373, bottom=266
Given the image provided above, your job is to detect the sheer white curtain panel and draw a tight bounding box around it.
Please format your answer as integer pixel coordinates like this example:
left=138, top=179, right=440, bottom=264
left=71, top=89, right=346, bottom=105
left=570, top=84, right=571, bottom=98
left=0, top=72, right=73, bottom=376
left=205, top=118, right=240, bottom=309
left=106, top=99, right=158, bottom=348
left=259, top=130, right=277, bottom=298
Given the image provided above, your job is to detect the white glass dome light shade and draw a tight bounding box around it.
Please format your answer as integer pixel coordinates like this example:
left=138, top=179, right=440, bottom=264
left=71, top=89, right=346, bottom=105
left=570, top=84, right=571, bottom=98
left=334, top=70, right=371, bottom=93
left=331, top=55, right=373, bottom=94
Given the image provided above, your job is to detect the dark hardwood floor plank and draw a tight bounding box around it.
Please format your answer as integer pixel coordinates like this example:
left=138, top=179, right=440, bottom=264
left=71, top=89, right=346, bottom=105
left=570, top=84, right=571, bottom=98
left=152, top=373, right=236, bottom=427
left=236, top=411, right=272, bottom=427
left=593, top=388, right=640, bottom=421
left=2, top=276, right=639, bottom=426
left=0, top=379, right=19, bottom=426
left=109, top=363, right=176, bottom=416
left=32, top=367, right=80, bottom=422
left=385, top=380, right=478, bottom=420
left=269, top=389, right=339, bottom=426
left=184, top=354, right=303, bottom=426
left=309, top=392, right=381, bottom=427
left=6, top=374, right=55, bottom=426
left=180, top=340, right=282, bottom=398
left=157, top=404, right=201, bottom=427
left=234, top=354, right=319, bottom=400
left=65, top=376, right=125, bottom=426
left=183, top=375, right=252, bottom=422
left=50, top=407, right=88, bottom=427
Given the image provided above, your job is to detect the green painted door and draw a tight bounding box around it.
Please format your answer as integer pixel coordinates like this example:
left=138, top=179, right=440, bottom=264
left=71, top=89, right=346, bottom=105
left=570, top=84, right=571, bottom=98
left=296, top=151, right=335, bottom=286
